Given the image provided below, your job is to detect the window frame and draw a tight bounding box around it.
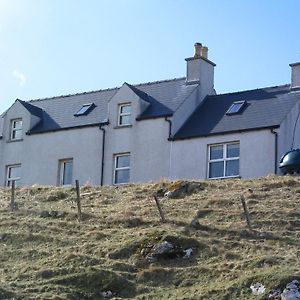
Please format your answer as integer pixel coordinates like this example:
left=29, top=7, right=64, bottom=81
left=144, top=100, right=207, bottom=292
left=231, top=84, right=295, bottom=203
left=10, top=118, right=23, bottom=141
left=74, top=103, right=95, bottom=116
left=226, top=100, right=247, bottom=115
left=59, top=159, right=73, bottom=186
left=113, top=153, right=130, bottom=185
left=6, top=164, right=21, bottom=187
left=207, top=142, right=240, bottom=179
left=118, top=103, right=132, bottom=126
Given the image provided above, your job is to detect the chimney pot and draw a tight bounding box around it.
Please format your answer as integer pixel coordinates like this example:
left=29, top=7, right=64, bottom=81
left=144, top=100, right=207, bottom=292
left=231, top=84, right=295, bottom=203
left=201, top=46, right=208, bottom=59
left=194, top=43, right=202, bottom=58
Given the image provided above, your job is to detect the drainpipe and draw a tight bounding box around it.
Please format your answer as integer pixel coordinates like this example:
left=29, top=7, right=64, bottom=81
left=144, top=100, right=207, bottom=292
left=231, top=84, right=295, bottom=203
left=164, top=117, right=172, bottom=139
left=99, top=121, right=109, bottom=186
left=271, top=128, right=278, bottom=174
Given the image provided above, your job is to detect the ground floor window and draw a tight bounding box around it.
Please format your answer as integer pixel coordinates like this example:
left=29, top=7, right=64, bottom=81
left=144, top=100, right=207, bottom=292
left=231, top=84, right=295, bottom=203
left=6, top=164, right=21, bottom=187
left=59, top=159, right=73, bottom=186
left=114, top=153, right=130, bottom=184
left=208, top=142, right=240, bottom=179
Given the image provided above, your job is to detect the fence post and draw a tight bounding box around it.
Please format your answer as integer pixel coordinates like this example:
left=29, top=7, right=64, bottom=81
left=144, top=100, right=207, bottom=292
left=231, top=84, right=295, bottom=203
left=240, top=195, right=253, bottom=231
left=75, top=180, right=82, bottom=221
left=10, top=180, right=16, bottom=211
left=154, top=195, right=166, bottom=222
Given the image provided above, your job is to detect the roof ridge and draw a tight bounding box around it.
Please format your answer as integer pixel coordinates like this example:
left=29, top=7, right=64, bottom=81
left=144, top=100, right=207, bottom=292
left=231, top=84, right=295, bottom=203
left=133, top=77, right=186, bottom=87
left=211, top=83, right=290, bottom=98
left=28, top=77, right=186, bottom=103
left=28, top=86, right=120, bottom=103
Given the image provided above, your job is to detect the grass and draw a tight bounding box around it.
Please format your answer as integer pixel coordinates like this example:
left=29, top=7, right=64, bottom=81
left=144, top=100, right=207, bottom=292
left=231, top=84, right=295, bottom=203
left=0, top=176, right=300, bottom=299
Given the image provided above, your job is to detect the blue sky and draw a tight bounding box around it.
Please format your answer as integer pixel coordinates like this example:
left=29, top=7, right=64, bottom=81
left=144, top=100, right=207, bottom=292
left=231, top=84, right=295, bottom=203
left=0, top=0, right=300, bottom=113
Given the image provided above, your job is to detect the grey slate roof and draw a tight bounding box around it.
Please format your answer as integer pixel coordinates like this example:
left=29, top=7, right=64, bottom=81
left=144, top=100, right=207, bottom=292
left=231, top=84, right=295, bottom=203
left=25, top=78, right=197, bottom=134
left=173, top=84, right=300, bottom=140
left=19, top=100, right=43, bottom=118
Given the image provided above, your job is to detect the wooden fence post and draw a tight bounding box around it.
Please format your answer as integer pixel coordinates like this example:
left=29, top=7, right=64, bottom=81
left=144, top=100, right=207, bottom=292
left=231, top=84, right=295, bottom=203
left=240, top=195, right=253, bottom=231
left=154, top=195, right=166, bottom=222
left=10, top=180, right=16, bottom=211
left=75, top=180, right=82, bottom=221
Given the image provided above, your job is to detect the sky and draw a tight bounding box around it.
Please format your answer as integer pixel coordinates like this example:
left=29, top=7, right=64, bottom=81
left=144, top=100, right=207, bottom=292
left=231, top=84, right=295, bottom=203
left=0, top=0, right=300, bottom=113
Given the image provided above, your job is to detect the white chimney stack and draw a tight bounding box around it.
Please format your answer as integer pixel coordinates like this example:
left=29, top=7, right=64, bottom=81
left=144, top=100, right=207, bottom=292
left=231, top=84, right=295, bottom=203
left=185, top=42, right=216, bottom=88
left=290, top=62, right=300, bottom=90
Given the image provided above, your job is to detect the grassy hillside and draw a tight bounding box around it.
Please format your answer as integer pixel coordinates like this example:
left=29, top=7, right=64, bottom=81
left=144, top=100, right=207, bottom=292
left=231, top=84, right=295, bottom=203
left=0, top=176, right=300, bottom=299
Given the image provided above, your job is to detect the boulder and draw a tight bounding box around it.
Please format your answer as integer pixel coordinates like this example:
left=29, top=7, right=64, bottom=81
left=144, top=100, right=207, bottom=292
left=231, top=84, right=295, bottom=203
left=281, top=280, right=300, bottom=300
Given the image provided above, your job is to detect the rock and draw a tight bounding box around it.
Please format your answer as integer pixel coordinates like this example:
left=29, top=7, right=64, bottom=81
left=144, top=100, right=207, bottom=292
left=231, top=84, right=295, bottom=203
left=164, top=181, right=203, bottom=199
left=250, top=282, right=266, bottom=295
left=155, top=188, right=168, bottom=197
left=268, top=288, right=282, bottom=299
left=40, top=210, right=66, bottom=218
left=101, top=290, right=113, bottom=298
left=40, top=211, right=50, bottom=218
left=147, top=241, right=183, bottom=261
left=0, top=234, right=7, bottom=241
left=49, top=211, right=58, bottom=218
left=190, top=217, right=200, bottom=228
left=56, top=211, right=66, bottom=218
left=281, top=280, right=300, bottom=300
left=258, top=231, right=273, bottom=239
left=183, top=248, right=193, bottom=259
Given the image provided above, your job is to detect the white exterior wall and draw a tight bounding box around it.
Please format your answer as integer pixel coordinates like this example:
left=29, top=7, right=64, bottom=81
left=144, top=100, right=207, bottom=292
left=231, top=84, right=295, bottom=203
left=103, top=83, right=170, bottom=185
left=170, top=130, right=275, bottom=180
left=0, top=127, right=103, bottom=186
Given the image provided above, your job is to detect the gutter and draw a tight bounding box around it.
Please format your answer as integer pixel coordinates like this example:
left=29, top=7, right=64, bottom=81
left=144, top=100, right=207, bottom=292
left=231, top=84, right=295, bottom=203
left=271, top=128, right=278, bottom=174
left=170, top=125, right=280, bottom=141
left=26, top=123, right=103, bottom=135
left=164, top=117, right=172, bottom=139
left=99, top=121, right=109, bottom=186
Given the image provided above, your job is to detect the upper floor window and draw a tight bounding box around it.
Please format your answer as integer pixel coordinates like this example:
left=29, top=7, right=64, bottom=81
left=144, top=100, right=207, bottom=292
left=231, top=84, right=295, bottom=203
left=118, top=103, right=131, bottom=126
left=208, top=142, right=240, bottom=179
left=59, top=159, right=73, bottom=186
left=11, top=119, right=23, bottom=141
left=6, top=164, right=21, bottom=187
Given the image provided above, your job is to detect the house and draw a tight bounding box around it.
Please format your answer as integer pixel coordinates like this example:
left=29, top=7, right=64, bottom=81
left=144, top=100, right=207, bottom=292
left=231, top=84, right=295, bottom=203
left=1, top=43, right=300, bottom=187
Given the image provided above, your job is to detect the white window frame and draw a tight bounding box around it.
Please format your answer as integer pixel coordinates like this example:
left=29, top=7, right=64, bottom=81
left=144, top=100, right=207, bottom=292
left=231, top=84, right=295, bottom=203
left=59, top=159, right=73, bottom=186
left=113, top=153, right=130, bottom=185
left=207, top=142, right=240, bottom=179
left=118, top=103, right=131, bottom=126
left=6, top=164, right=21, bottom=187
left=10, top=119, right=23, bottom=141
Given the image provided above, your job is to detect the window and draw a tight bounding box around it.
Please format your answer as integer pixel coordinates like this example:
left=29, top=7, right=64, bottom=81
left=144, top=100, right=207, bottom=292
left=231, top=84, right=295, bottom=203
left=59, top=159, right=73, bottom=186
left=226, top=101, right=247, bottom=115
left=10, top=119, right=23, bottom=140
left=208, top=143, right=240, bottom=179
left=114, top=153, right=130, bottom=184
left=6, top=165, right=21, bottom=187
left=74, top=103, right=95, bottom=116
left=118, top=103, right=131, bottom=126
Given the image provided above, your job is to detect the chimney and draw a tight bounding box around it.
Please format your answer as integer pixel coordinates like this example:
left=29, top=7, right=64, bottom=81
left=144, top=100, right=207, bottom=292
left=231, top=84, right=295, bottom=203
left=290, top=62, right=300, bottom=90
left=185, top=43, right=216, bottom=93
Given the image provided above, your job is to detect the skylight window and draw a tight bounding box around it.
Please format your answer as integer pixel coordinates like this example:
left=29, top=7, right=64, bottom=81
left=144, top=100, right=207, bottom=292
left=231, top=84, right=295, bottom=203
left=74, top=103, right=95, bottom=116
left=226, top=101, right=247, bottom=115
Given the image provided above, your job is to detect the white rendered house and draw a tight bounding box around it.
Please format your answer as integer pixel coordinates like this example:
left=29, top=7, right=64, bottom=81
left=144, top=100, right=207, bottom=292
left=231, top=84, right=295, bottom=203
left=1, top=43, right=300, bottom=186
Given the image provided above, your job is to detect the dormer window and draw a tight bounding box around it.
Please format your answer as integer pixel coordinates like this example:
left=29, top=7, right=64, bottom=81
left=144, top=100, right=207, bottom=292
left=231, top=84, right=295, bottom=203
left=118, top=103, right=131, bottom=126
left=11, top=119, right=23, bottom=141
left=226, top=101, right=247, bottom=115
left=74, top=103, right=95, bottom=116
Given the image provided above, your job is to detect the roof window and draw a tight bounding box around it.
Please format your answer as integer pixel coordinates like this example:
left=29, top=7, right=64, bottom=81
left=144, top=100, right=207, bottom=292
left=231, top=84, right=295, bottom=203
left=74, top=103, right=95, bottom=116
left=226, top=101, right=247, bottom=115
